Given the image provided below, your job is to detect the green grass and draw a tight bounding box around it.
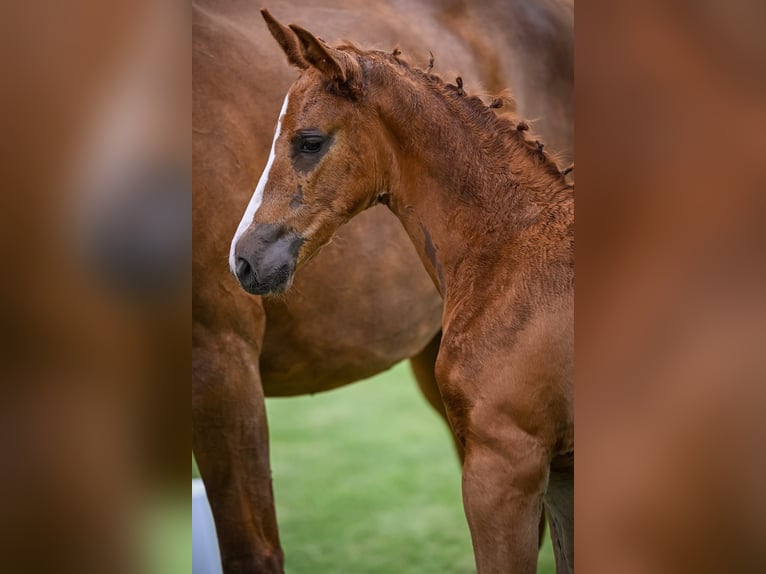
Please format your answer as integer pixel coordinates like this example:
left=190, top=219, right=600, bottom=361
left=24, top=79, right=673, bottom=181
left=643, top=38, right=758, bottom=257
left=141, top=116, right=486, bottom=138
left=194, top=362, right=555, bottom=573
left=143, top=495, right=192, bottom=574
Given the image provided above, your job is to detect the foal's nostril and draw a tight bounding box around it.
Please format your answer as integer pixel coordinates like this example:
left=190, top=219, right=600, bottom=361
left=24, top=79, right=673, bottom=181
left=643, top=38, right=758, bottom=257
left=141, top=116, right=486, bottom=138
left=236, top=257, right=253, bottom=281
left=233, top=224, right=303, bottom=295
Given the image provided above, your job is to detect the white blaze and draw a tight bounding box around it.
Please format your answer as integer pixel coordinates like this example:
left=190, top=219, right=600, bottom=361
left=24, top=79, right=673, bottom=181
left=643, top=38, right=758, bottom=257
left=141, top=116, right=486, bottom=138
left=229, top=93, right=290, bottom=274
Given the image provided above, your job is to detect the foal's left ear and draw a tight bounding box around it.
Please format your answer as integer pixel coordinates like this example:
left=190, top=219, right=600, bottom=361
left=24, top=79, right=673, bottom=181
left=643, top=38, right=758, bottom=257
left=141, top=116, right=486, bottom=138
left=289, top=24, right=361, bottom=87
left=261, top=9, right=309, bottom=70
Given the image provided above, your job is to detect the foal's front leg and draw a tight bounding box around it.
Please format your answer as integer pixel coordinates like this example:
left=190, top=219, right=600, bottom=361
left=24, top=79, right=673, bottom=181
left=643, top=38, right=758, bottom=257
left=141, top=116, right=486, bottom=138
left=462, top=420, right=550, bottom=573
left=436, top=352, right=557, bottom=574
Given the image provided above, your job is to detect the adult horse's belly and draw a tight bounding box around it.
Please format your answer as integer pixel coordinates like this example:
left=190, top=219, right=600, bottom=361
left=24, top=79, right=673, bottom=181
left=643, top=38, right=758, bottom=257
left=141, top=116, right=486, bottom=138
left=260, top=206, right=443, bottom=396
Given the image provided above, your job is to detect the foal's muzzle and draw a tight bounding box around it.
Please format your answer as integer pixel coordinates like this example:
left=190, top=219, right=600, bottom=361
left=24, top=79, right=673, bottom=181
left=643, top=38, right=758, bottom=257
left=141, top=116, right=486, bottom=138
left=233, top=223, right=303, bottom=295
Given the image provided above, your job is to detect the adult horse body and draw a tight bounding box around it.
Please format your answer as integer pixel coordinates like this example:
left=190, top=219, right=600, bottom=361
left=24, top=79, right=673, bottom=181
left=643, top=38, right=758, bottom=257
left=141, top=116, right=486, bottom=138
left=232, top=11, right=573, bottom=574
left=194, top=1, right=572, bottom=572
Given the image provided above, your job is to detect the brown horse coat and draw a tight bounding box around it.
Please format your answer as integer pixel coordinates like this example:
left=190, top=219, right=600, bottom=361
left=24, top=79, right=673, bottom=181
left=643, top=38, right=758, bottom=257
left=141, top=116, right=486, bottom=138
left=194, top=1, right=573, bottom=572
left=232, top=12, right=573, bottom=573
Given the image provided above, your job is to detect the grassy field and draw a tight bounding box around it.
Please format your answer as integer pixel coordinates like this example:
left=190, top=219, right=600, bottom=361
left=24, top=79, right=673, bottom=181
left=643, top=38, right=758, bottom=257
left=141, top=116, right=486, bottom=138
left=193, top=362, right=555, bottom=573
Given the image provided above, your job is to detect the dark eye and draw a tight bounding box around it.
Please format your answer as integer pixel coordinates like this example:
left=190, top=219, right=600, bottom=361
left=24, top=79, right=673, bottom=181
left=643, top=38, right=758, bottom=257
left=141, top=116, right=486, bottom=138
left=291, top=131, right=332, bottom=172
left=299, top=136, right=323, bottom=153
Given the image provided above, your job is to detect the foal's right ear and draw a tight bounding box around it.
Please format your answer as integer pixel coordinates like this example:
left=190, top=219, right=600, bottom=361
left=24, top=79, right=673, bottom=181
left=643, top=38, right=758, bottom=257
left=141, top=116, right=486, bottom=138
left=261, top=8, right=309, bottom=70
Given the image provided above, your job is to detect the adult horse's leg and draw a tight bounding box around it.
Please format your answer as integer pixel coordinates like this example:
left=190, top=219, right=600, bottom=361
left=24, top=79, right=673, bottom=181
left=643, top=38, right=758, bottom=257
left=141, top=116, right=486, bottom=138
left=409, top=331, right=466, bottom=464
left=192, top=320, right=283, bottom=574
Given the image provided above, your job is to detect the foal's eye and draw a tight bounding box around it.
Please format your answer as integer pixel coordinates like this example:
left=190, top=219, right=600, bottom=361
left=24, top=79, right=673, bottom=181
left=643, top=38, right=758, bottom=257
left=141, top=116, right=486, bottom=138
left=291, top=131, right=331, bottom=172
left=299, top=137, right=323, bottom=153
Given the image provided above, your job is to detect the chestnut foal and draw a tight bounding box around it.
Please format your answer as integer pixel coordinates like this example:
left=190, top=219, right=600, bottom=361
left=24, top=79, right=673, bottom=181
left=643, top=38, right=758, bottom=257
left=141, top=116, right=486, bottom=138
left=232, top=11, right=574, bottom=574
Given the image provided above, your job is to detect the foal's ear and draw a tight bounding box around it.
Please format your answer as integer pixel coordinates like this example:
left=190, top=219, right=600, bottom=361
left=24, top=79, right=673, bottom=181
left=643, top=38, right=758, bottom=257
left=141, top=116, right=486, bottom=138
left=261, top=9, right=309, bottom=70
left=288, top=24, right=361, bottom=87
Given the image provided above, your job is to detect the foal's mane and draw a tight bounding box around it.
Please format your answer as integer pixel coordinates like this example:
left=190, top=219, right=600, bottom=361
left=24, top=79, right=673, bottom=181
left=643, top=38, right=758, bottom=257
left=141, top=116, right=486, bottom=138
left=327, top=41, right=573, bottom=189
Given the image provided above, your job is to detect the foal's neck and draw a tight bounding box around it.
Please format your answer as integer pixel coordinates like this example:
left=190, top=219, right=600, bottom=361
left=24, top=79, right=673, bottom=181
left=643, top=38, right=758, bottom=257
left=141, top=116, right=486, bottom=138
left=372, top=60, right=573, bottom=299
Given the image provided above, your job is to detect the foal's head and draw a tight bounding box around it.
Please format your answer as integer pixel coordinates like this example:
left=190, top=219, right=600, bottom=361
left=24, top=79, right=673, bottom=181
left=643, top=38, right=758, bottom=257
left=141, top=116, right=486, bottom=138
left=230, top=10, right=394, bottom=295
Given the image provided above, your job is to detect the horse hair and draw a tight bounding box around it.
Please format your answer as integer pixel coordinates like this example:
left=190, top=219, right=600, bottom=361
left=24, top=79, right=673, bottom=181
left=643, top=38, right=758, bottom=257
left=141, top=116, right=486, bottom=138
left=329, top=42, right=570, bottom=186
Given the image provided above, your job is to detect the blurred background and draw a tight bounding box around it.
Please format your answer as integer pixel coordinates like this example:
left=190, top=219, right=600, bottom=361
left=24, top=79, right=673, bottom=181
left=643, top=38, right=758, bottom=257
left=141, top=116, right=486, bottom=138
left=1, top=0, right=765, bottom=572
left=1, top=0, right=189, bottom=572
left=576, top=0, right=766, bottom=572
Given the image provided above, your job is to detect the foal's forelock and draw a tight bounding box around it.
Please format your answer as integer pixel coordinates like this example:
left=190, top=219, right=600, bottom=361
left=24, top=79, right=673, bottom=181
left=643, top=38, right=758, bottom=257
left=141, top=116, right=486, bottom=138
left=228, top=93, right=290, bottom=274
